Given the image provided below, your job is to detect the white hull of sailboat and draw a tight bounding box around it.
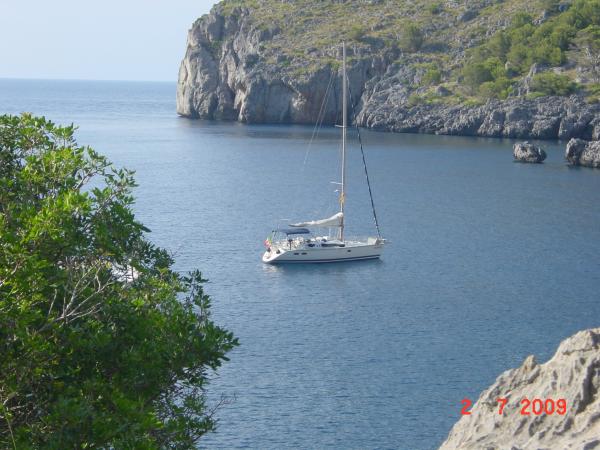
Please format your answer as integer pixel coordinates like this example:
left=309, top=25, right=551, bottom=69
left=262, top=241, right=384, bottom=264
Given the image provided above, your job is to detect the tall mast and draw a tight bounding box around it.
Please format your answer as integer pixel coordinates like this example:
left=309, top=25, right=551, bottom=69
left=340, top=41, right=347, bottom=241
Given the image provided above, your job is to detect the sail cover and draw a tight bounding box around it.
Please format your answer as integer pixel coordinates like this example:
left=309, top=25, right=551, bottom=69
left=290, top=212, right=343, bottom=228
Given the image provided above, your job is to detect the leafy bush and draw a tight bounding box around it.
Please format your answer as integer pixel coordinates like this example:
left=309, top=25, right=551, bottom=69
left=423, top=67, right=442, bottom=85
left=478, top=77, right=513, bottom=99
left=587, top=82, right=600, bottom=95
left=541, top=0, right=561, bottom=14
left=462, top=58, right=505, bottom=89
left=526, top=91, right=548, bottom=99
left=512, top=12, right=534, bottom=28
left=0, top=115, right=238, bottom=448
left=400, top=23, right=424, bottom=52
left=575, top=25, right=600, bottom=81
left=530, top=72, right=578, bottom=95
left=348, top=24, right=366, bottom=41
left=428, top=2, right=443, bottom=14
left=586, top=82, right=600, bottom=102
left=505, top=43, right=534, bottom=74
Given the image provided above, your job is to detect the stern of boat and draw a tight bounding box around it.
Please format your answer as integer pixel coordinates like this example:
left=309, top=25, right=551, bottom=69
left=262, top=248, right=284, bottom=264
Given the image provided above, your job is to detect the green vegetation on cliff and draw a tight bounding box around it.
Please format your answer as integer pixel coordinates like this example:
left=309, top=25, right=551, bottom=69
left=218, top=0, right=600, bottom=102
left=463, top=0, right=600, bottom=98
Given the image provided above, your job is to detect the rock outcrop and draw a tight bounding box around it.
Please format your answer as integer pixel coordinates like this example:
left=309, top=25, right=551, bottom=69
left=513, top=141, right=547, bottom=163
left=177, top=6, right=363, bottom=124
left=566, top=138, right=600, bottom=168
left=358, top=92, right=600, bottom=140
left=177, top=4, right=600, bottom=140
left=439, top=328, right=600, bottom=450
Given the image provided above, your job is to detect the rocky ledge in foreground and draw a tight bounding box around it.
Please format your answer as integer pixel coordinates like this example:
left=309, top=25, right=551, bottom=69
left=566, top=138, right=600, bottom=168
left=513, top=141, right=546, bottom=163
left=439, top=328, right=600, bottom=450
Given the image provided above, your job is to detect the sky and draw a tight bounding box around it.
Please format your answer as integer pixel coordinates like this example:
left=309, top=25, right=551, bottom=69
left=0, top=0, right=217, bottom=81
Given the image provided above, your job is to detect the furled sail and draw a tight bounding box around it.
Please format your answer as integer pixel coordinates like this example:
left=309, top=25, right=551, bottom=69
left=290, top=212, right=343, bottom=228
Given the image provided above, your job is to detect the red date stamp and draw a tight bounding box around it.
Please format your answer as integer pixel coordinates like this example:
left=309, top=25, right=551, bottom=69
left=461, top=397, right=567, bottom=416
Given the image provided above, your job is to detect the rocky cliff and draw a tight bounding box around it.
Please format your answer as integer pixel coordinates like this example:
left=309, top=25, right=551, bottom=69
left=566, top=138, right=600, bottom=167
left=358, top=92, right=600, bottom=139
left=177, top=0, right=600, bottom=140
left=439, top=328, right=600, bottom=449
left=176, top=5, right=373, bottom=124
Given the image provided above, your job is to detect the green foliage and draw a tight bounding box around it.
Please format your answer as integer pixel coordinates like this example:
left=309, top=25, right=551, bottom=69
left=422, top=66, right=442, bottom=85
left=462, top=57, right=514, bottom=98
left=348, top=24, right=367, bottom=41
left=462, top=60, right=495, bottom=88
left=588, top=82, right=600, bottom=95
left=407, top=92, right=425, bottom=106
left=218, top=0, right=599, bottom=104
left=463, top=97, right=486, bottom=107
left=486, top=32, right=511, bottom=59
left=526, top=90, right=548, bottom=99
left=400, top=23, right=424, bottom=52
left=576, top=24, right=600, bottom=47
left=0, top=114, right=238, bottom=448
left=574, top=24, right=600, bottom=81
left=530, top=72, right=578, bottom=95
left=564, top=0, right=600, bottom=28
left=427, top=2, right=443, bottom=14
left=479, top=77, right=513, bottom=99
left=586, top=82, right=600, bottom=102
left=459, top=0, right=600, bottom=97
left=511, top=12, right=533, bottom=28
left=406, top=88, right=451, bottom=106
left=541, top=0, right=561, bottom=14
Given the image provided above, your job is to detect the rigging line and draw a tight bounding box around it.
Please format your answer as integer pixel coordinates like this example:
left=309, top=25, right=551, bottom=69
left=288, top=69, right=335, bottom=225
left=315, top=94, right=344, bottom=224
left=322, top=84, right=345, bottom=223
left=303, top=69, right=335, bottom=168
left=347, top=84, right=382, bottom=238
left=312, top=75, right=337, bottom=218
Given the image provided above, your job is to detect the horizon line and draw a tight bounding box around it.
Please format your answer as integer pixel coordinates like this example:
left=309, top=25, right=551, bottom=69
left=0, top=76, right=176, bottom=83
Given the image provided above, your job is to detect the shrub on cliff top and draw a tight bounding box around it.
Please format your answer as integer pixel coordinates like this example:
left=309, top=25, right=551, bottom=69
left=348, top=24, right=367, bottom=41
left=399, top=23, right=424, bottom=52
left=460, top=0, right=600, bottom=95
left=530, top=72, right=578, bottom=95
left=0, top=114, right=238, bottom=448
left=422, top=66, right=442, bottom=85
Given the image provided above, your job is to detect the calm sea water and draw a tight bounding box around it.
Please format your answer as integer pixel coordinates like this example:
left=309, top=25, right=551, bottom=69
left=2, top=79, right=600, bottom=449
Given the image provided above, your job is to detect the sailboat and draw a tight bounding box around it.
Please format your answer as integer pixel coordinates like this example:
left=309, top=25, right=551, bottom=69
left=262, top=42, right=385, bottom=264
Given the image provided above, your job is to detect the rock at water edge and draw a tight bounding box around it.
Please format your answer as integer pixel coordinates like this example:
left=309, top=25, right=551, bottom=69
left=439, top=328, right=600, bottom=450
left=513, top=141, right=547, bottom=163
left=566, top=138, right=600, bottom=168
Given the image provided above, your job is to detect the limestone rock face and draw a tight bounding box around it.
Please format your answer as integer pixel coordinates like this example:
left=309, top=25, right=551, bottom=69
left=439, top=328, right=600, bottom=450
left=566, top=138, right=600, bottom=168
left=357, top=93, right=600, bottom=140
left=177, top=7, right=600, bottom=140
left=513, top=141, right=547, bottom=163
left=176, top=5, right=379, bottom=124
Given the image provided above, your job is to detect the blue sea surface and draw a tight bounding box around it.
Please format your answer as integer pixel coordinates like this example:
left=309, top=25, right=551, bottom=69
left=2, top=78, right=599, bottom=449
